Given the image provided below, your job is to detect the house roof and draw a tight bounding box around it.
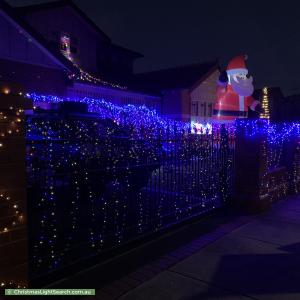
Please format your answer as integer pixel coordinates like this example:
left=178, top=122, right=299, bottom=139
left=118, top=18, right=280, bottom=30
left=16, top=0, right=143, bottom=58
left=1, top=1, right=146, bottom=93
left=134, top=61, right=219, bottom=91
left=16, top=0, right=111, bottom=42
left=110, top=44, right=143, bottom=58
left=0, top=0, right=78, bottom=75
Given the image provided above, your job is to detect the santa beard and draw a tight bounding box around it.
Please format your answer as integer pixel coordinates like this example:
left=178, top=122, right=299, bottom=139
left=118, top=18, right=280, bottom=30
left=231, top=76, right=254, bottom=96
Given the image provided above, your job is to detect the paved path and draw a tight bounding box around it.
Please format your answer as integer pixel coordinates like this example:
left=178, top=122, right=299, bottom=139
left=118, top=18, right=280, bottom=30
left=81, top=196, right=300, bottom=300
left=115, top=196, right=300, bottom=300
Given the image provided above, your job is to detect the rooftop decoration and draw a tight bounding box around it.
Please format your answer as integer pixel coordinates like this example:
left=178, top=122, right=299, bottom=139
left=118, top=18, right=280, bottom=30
left=60, top=34, right=127, bottom=90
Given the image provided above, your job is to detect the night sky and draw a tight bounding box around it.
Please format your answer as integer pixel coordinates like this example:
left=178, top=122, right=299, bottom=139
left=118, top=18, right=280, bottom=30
left=7, top=0, right=300, bottom=95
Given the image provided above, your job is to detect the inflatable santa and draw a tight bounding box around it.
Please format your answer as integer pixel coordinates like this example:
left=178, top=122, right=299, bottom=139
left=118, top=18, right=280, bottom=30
left=213, top=54, right=262, bottom=121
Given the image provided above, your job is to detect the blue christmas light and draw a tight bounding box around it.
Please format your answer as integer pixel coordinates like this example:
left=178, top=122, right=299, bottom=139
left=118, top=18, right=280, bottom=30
left=26, top=92, right=300, bottom=143
left=26, top=93, right=192, bottom=139
left=24, top=92, right=300, bottom=277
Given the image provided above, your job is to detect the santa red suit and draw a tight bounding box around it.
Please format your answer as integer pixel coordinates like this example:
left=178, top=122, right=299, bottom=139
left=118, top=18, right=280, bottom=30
left=213, top=55, right=260, bottom=121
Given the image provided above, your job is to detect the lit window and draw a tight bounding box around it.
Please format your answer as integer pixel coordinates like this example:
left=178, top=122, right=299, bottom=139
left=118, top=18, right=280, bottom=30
left=60, top=34, right=72, bottom=61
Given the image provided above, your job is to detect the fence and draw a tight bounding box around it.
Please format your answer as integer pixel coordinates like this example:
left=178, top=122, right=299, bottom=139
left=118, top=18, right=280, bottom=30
left=3, top=95, right=300, bottom=288
left=25, top=112, right=235, bottom=280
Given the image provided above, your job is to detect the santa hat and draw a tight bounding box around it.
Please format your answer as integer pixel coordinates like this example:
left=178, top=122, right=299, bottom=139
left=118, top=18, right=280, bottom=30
left=226, top=54, right=248, bottom=76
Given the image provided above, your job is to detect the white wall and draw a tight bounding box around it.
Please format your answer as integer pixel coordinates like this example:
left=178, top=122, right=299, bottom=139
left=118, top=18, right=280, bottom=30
left=190, top=69, right=219, bottom=123
left=67, top=82, right=162, bottom=113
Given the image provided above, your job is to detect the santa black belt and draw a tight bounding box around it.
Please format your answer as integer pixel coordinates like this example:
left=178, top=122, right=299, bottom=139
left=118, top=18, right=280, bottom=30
left=213, top=110, right=247, bottom=117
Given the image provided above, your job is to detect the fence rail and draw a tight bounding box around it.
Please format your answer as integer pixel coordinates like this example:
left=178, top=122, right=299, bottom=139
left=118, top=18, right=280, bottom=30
left=25, top=114, right=235, bottom=278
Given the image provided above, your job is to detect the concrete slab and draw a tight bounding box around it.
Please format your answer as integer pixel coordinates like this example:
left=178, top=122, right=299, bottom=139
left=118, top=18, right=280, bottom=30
left=259, top=197, right=300, bottom=225
left=171, top=229, right=300, bottom=299
left=93, top=196, right=300, bottom=300
left=232, top=218, right=300, bottom=246
left=119, top=270, right=252, bottom=300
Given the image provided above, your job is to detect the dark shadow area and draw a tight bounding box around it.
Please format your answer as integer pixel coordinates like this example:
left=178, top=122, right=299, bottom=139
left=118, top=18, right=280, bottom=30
left=185, top=241, right=300, bottom=300
left=45, top=206, right=248, bottom=289
left=280, top=242, right=300, bottom=253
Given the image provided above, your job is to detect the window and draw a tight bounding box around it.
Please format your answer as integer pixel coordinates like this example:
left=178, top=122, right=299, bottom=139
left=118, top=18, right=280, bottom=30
left=208, top=103, right=213, bottom=117
left=60, top=34, right=71, bottom=57
left=191, top=102, right=198, bottom=116
left=60, top=33, right=79, bottom=59
left=200, top=102, right=207, bottom=116
left=60, top=43, right=68, bottom=52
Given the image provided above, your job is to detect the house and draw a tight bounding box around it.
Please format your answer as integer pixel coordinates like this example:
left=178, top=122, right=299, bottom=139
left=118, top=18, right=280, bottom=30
left=16, top=0, right=141, bottom=83
left=0, top=0, right=220, bottom=121
left=0, top=0, right=161, bottom=111
left=0, top=0, right=76, bottom=95
left=282, top=94, right=300, bottom=121
left=134, top=61, right=220, bottom=123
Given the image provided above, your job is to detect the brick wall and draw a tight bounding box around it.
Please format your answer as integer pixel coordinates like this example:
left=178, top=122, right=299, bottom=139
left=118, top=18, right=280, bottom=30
left=0, top=94, right=32, bottom=288
left=235, top=122, right=290, bottom=211
left=0, top=58, right=68, bottom=96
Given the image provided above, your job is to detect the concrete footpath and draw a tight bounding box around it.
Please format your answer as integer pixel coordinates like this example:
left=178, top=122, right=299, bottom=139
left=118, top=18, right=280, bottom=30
left=85, top=196, right=300, bottom=300
left=117, top=196, right=300, bottom=300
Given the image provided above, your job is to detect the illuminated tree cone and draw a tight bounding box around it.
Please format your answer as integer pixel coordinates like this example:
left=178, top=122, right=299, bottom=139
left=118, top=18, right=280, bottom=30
left=260, top=87, right=270, bottom=119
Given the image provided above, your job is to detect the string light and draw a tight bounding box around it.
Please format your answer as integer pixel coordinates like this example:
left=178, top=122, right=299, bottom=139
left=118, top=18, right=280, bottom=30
left=236, top=120, right=300, bottom=200
left=78, top=67, right=127, bottom=90
left=0, top=192, right=24, bottom=235
left=260, top=86, right=270, bottom=119
left=25, top=92, right=236, bottom=275
left=60, top=34, right=127, bottom=90
left=1, top=92, right=297, bottom=286
left=0, top=104, right=24, bottom=235
left=0, top=106, right=25, bottom=288
left=25, top=93, right=192, bottom=138
left=3, top=88, right=10, bottom=95
left=0, top=281, right=26, bottom=289
left=191, top=121, right=212, bottom=134
left=19, top=92, right=300, bottom=278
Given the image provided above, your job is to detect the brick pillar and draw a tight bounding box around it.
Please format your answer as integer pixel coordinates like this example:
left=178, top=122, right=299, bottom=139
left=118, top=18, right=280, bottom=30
left=292, top=138, right=300, bottom=193
left=234, top=120, right=270, bottom=211
left=0, top=94, right=32, bottom=288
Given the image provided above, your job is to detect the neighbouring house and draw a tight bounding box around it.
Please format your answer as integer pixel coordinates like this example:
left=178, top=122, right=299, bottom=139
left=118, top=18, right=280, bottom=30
left=134, top=61, right=220, bottom=123
left=282, top=94, right=300, bottom=121
left=0, top=0, right=161, bottom=111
